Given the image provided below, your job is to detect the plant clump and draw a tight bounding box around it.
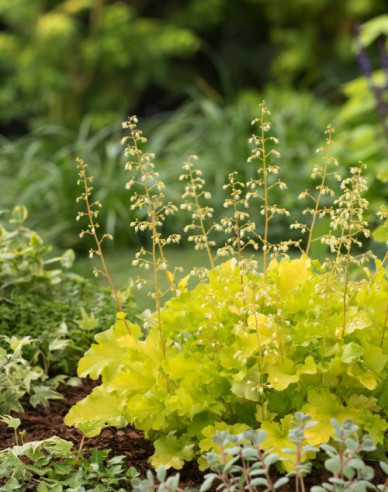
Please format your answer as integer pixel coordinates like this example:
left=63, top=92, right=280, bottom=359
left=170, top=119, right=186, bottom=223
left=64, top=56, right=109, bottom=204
left=65, top=103, right=388, bottom=471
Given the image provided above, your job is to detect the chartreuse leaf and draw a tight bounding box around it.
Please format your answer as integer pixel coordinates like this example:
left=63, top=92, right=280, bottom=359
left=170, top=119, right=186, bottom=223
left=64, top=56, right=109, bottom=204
left=247, top=313, right=274, bottom=346
left=218, top=333, right=259, bottom=370
left=377, top=379, right=388, bottom=410
left=276, top=256, right=312, bottom=296
left=266, top=358, right=299, bottom=391
left=231, top=368, right=263, bottom=401
left=77, top=318, right=141, bottom=381
left=358, top=411, right=387, bottom=445
left=363, top=344, right=388, bottom=374
left=166, top=384, right=209, bottom=418
left=261, top=414, right=315, bottom=472
left=110, top=359, right=156, bottom=394
left=266, top=356, right=317, bottom=391
left=125, top=390, right=170, bottom=432
left=347, top=395, right=380, bottom=412
left=64, top=386, right=126, bottom=437
left=341, top=343, right=364, bottom=363
left=198, top=422, right=250, bottom=470
left=77, top=326, right=124, bottom=381
left=301, top=389, right=359, bottom=445
left=165, top=353, right=199, bottom=379
left=347, top=364, right=377, bottom=390
left=150, top=434, right=194, bottom=470
left=177, top=273, right=190, bottom=293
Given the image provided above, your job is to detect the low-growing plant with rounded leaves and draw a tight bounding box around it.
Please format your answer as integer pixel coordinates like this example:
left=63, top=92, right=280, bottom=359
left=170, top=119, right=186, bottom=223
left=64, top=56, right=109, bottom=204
left=65, top=105, right=388, bottom=471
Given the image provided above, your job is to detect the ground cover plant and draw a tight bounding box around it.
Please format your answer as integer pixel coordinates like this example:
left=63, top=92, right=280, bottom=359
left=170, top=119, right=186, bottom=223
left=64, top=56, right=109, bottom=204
left=0, top=336, right=65, bottom=414
left=0, top=205, right=141, bottom=376
left=132, top=415, right=388, bottom=492
left=1, top=412, right=386, bottom=491
left=0, top=425, right=139, bottom=491
left=64, top=103, right=388, bottom=473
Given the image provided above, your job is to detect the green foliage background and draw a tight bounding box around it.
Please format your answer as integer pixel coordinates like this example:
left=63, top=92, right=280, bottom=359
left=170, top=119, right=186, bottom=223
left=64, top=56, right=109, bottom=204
left=1, top=1, right=388, bottom=254
left=0, top=0, right=387, bottom=131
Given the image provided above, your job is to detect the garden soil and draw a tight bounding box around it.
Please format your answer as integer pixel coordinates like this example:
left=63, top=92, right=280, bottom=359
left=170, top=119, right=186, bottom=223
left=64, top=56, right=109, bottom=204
left=0, top=380, right=386, bottom=490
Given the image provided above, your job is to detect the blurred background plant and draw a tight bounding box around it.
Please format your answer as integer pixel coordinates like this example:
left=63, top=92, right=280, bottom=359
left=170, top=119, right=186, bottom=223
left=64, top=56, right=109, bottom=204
left=0, top=0, right=386, bottom=134
left=0, top=89, right=335, bottom=250
left=334, top=14, right=388, bottom=244
left=0, top=0, right=387, bottom=295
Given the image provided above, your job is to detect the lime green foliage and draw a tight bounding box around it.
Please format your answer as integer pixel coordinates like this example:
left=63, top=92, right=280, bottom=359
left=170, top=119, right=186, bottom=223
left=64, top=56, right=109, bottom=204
left=65, top=256, right=388, bottom=469
left=0, top=336, right=64, bottom=414
left=65, top=108, right=387, bottom=471
left=0, top=206, right=142, bottom=375
left=0, top=434, right=138, bottom=491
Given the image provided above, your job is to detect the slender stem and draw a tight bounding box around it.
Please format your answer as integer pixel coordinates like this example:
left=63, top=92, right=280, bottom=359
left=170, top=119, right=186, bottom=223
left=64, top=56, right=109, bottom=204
left=131, top=136, right=175, bottom=294
left=275, top=298, right=284, bottom=359
left=322, top=271, right=329, bottom=354
left=251, top=294, right=266, bottom=417
left=381, top=303, right=388, bottom=347
left=341, top=254, right=350, bottom=339
left=128, top=128, right=171, bottom=391
left=233, top=193, right=244, bottom=267
left=261, top=120, right=269, bottom=277
left=14, top=428, right=18, bottom=446
left=189, top=167, right=214, bottom=269
left=340, top=229, right=352, bottom=339
left=255, top=445, right=276, bottom=492
left=151, top=217, right=167, bottom=363
left=241, top=452, right=254, bottom=492
left=82, top=172, right=132, bottom=336
left=144, top=200, right=170, bottom=391
left=295, top=432, right=306, bottom=492
left=78, top=435, right=85, bottom=454
left=219, top=446, right=236, bottom=490
left=370, top=251, right=388, bottom=287
left=305, top=147, right=330, bottom=256
left=231, top=189, right=250, bottom=325
left=251, top=293, right=264, bottom=373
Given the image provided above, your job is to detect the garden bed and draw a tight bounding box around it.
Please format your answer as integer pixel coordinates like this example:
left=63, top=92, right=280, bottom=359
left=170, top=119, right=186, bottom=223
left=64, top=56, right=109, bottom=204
left=0, top=380, right=205, bottom=489
left=0, top=380, right=386, bottom=491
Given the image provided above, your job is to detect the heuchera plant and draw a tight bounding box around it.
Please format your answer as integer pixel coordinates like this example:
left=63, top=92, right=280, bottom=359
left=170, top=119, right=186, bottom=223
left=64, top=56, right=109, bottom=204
left=65, top=105, right=388, bottom=471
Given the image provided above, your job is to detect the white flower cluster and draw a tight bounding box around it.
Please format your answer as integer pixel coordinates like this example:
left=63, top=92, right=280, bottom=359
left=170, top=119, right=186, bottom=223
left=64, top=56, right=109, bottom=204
left=180, top=155, right=218, bottom=268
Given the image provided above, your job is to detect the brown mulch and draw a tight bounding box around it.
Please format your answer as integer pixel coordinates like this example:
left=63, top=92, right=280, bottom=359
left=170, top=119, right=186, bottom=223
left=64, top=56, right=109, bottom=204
left=0, top=379, right=203, bottom=488
left=0, top=380, right=386, bottom=490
